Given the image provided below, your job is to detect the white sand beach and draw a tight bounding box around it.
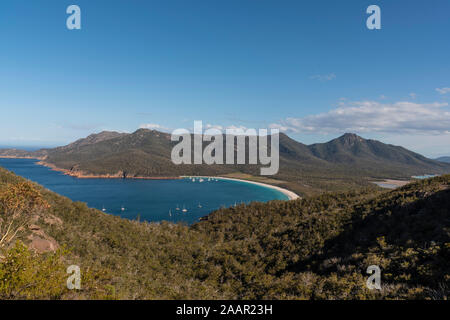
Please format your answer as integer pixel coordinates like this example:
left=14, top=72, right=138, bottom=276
left=182, top=176, right=300, bottom=200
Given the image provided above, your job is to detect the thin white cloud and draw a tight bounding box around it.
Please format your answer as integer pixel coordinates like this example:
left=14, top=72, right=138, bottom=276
left=200, top=124, right=271, bottom=136
left=139, top=123, right=170, bottom=131
left=205, top=124, right=223, bottom=130
left=205, top=124, right=252, bottom=134
left=225, top=125, right=248, bottom=131
left=436, top=87, right=450, bottom=95
left=270, top=100, right=450, bottom=135
left=310, top=73, right=336, bottom=81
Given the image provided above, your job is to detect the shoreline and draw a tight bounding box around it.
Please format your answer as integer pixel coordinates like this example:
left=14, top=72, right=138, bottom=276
left=371, top=179, right=411, bottom=189
left=182, top=176, right=300, bottom=200
left=0, top=156, right=45, bottom=160
left=36, top=161, right=182, bottom=180
left=2, top=158, right=300, bottom=200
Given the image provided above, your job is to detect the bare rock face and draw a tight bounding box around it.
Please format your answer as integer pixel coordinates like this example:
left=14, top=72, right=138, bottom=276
left=43, top=214, right=63, bottom=227
left=29, top=224, right=41, bottom=231
left=27, top=224, right=59, bottom=253
left=29, top=236, right=58, bottom=253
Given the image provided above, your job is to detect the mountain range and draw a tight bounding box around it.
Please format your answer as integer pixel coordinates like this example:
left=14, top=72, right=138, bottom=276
left=1, top=130, right=450, bottom=196
left=436, top=156, right=450, bottom=163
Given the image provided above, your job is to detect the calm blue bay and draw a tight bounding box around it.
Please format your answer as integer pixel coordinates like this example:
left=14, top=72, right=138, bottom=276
left=0, top=158, right=288, bottom=224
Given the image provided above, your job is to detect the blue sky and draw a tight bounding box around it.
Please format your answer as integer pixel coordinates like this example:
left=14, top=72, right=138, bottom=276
left=0, top=0, right=449, bottom=157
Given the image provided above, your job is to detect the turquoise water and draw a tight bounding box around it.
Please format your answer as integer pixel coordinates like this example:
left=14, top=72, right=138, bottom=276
left=412, top=174, right=439, bottom=179
left=0, top=158, right=288, bottom=224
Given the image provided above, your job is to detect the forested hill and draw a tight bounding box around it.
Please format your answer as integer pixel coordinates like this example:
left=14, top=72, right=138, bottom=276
left=1, top=129, right=450, bottom=196
left=0, top=166, right=449, bottom=299
left=436, top=156, right=450, bottom=163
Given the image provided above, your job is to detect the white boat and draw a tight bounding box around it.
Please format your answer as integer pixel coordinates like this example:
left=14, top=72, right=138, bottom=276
left=176, top=204, right=180, bottom=211
left=182, top=205, right=187, bottom=213
left=199, top=178, right=204, bottom=182
left=198, top=203, right=202, bottom=208
left=102, top=206, right=106, bottom=212
left=121, top=206, right=125, bottom=211
left=169, top=209, right=172, bottom=217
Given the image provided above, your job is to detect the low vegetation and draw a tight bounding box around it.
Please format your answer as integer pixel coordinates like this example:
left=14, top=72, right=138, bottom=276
left=0, top=166, right=448, bottom=299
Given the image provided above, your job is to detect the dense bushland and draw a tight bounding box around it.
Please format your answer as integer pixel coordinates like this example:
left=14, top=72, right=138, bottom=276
left=0, top=166, right=448, bottom=299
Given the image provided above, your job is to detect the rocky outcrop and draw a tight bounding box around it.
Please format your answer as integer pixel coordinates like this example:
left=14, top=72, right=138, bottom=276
left=27, top=224, right=59, bottom=253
